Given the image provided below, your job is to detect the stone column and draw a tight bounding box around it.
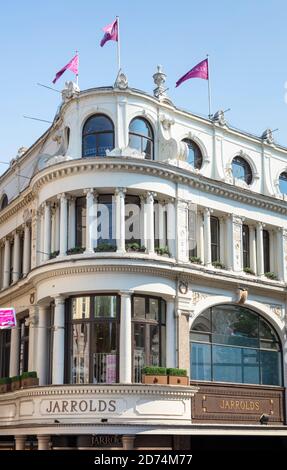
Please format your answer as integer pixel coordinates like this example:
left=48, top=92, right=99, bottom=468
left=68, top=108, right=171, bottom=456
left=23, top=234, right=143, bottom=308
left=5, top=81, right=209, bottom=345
left=140, top=195, right=147, bottom=248
left=122, top=435, right=135, bottom=450
left=203, top=208, right=212, bottom=267
left=276, top=228, right=287, bottom=282
left=9, top=326, right=20, bottom=377
left=55, top=203, right=60, bottom=252
left=167, top=199, right=176, bottom=258
left=166, top=298, right=176, bottom=368
left=177, top=311, right=190, bottom=374
left=256, top=222, right=264, bottom=277
left=68, top=197, right=76, bottom=250
left=115, top=188, right=126, bottom=253
left=3, top=237, right=11, bottom=288
left=146, top=192, right=155, bottom=254
left=158, top=202, right=167, bottom=248
left=23, top=223, right=31, bottom=276
left=12, top=230, right=21, bottom=283
left=119, top=292, right=132, bottom=383
left=249, top=225, right=257, bottom=275
left=219, top=217, right=225, bottom=266
left=37, top=435, right=50, bottom=451
left=43, top=202, right=51, bottom=261
left=28, top=306, right=38, bottom=372
left=85, top=189, right=95, bottom=253
left=93, top=193, right=98, bottom=249
left=269, top=230, right=275, bottom=273
left=58, top=194, right=68, bottom=257
left=15, top=435, right=26, bottom=451
left=197, top=211, right=204, bottom=263
left=52, top=296, right=65, bottom=384
left=226, top=215, right=243, bottom=272
left=176, top=200, right=189, bottom=263
left=37, top=305, right=49, bottom=385
left=50, top=205, right=56, bottom=253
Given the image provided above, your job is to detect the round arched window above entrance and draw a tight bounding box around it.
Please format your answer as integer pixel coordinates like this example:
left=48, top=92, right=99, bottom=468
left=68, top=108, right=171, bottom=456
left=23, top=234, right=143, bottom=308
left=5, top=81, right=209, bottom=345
left=190, top=304, right=282, bottom=386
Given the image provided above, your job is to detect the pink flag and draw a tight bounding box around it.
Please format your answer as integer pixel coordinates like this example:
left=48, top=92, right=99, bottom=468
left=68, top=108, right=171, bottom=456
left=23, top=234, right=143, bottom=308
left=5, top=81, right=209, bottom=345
left=52, top=53, right=79, bottom=84
left=176, top=59, right=208, bottom=88
left=100, top=18, right=118, bottom=47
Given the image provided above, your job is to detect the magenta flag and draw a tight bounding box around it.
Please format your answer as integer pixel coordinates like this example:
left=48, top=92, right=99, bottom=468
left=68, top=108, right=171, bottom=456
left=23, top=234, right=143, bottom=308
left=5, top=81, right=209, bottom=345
left=52, top=53, right=79, bottom=84
left=176, top=59, right=208, bottom=88
left=100, top=18, right=118, bottom=47
left=0, top=308, right=16, bottom=329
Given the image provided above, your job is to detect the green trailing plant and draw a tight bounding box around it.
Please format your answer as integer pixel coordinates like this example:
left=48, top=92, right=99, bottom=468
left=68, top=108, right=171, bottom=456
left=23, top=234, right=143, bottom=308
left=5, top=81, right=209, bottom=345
left=94, top=243, right=117, bottom=253
left=142, top=366, right=167, bottom=376
left=265, top=272, right=277, bottom=280
left=244, top=267, right=255, bottom=275
left=167, top=368, right=187, bottom=377
left=21, top=371, right=37, bottom=379
left=125, top=242, right=146, bottom=252
left=0, top=377, right=11, bottom=385
left=155, top=247, right=170, bottom=257
left=66, top=246, right=85, bottom=255
left=49, top=250, right=59, bottom=259
left=212, top=261, right=225, bottom=269
left=190, top=256, right=202, bottom=264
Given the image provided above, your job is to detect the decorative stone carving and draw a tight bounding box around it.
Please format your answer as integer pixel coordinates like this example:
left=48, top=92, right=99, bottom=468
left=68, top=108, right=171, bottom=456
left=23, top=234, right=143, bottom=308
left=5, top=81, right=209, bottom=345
left=191, top=291, right=210, bottom=304
left=153, top=65, right=168, bottom=101
left=23, top=208, right=32, bottom=223
left=178, top=281, right=188, bottom=295
left=264, top=303, right=283, bottom=320
left=105, top=146, right=145, bottom=159
left=212, top=110, right=226, bottom=126
left=114, top=69, right=128, bottom=89
left=261, top=128, right=274, bottom=145
left=236, top=288, right=248, bottom=304
left=159, top=114, right=175, bottom=131
left=45, top=155, right=72, bottom=167
left=61, top=81, right=80, bottom=102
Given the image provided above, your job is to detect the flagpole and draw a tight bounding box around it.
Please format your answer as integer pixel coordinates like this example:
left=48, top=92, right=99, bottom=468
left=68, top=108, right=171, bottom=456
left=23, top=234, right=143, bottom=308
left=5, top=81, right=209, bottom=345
left=206, top=54, right=212, bottom=119
left=76, top=50, right=79, bottom=86
left=116, top=16, right=121, bottom=72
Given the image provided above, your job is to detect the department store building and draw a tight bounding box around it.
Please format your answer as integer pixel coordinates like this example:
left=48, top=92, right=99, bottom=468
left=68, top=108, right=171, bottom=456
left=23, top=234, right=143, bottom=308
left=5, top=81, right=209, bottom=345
left=0, top=68, right=286, bottom=450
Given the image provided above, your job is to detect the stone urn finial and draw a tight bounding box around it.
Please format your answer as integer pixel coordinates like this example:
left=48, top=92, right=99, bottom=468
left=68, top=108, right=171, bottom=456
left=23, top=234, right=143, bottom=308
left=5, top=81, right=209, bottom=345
left=153, top=64, right=167, bottom=100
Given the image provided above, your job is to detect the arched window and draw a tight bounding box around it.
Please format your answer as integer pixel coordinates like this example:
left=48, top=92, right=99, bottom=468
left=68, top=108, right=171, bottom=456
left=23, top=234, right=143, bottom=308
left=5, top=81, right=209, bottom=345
left=82, top=114, right=114, bottom=158
left=231, top=156, right=252, bottom=185
left=129, top=118, right=154, bottom=160
left=183, top=139, right=203, bottom=170
left=0, top=194, right=8, bottom=211
left=279, top=171, right=287, bottom=194
left=190, top=304, right=282, bottom=386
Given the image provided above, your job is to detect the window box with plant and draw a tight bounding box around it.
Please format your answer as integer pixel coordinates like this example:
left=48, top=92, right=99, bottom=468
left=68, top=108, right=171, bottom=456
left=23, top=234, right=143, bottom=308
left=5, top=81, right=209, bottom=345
left=142, top=366, right=168, bottom=385
left=66, top=246, right=85, bottom=255
left=265, top=272, right=277, bottom=280
left=49, top=250, right=59, bottom=259
left=244, top=267, right=255, bottom=275
left=212, top=261, right=225, bottom=269
left=125, top=242, right=146, bottom=253
left=10, top=375, right=21, bottom=392
left=0, top=377, right=11, bottom=394
left=21, top=371, right=39, bottom=388
left=167, top=368, right=189, bottom=386
left=94, top=243, right=117, bottom=253
left=155, top=247, right=170, bottom=257
left=190, top=256, right=202, bottom=265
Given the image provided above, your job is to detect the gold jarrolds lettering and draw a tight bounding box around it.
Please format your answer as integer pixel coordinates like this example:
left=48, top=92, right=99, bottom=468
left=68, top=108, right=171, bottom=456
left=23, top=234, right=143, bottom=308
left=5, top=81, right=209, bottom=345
left=219, top=399, right=260, bottom=411
left=45, top=399, right=117, bottom=414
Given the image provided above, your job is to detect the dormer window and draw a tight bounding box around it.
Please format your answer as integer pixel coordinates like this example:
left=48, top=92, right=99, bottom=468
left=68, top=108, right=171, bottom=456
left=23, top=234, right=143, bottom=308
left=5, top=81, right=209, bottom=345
left=82, top=114, right=114, bottom=158
left=129, top=118, right=154, bottom=160
left=182, top=139, right=203, bottom=170
left=232, top=156, right=252, bottom=185
left=0, top=194, right=8, bottom=211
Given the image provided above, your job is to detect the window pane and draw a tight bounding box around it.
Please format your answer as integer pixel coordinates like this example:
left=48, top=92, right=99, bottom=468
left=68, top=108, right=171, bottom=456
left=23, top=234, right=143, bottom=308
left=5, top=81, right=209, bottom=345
left=259, top=318, right=278, bottom=342
left=96, top=133, right=114, bottom=156
left=279, top=172, right=287, bottom=194
left=150, top=324, right=160, bottom=366
left=142, top=138, right=152, bottom=159
left=93, top=296, right=117, bottom=318
left=76, top=197, right=86, bottom=248
left=72, top=297, right=90, bottom=319
left=71, top=323, right=89, bottom=384
left=213, top=345, right=242, bottom=383
left=133, top=323, right=145, bottom=382
left=133, top=297, right=146, bottom=319
left=83, top=135, right=96, bottom=157
left=242, top=348, right=259, bottom=384
left=129, top=134, right=141, bottom=152
left=92, top=322, right=117, bottom=383
left=129, top=118, right=151, bottom=137
left=84, top=115, right=113, bottom=133
left=212, top=305, right=259, bottom=348
left=147, top=298, right=159, bottom=321
left=191, top=343, right=211, bottom=381
left=192, top=309, right=211, bottom=332
left=261, top=350, right=281, bottom=386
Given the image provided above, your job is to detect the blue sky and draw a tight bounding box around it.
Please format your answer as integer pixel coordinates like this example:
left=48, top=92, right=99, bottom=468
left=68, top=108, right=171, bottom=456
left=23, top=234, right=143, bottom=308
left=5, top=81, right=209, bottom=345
left=1, top=0, right=287, bottom=175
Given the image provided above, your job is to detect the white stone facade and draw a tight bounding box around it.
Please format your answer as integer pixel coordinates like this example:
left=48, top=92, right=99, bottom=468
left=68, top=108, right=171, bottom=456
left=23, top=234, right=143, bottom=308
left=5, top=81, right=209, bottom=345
left=0, top=80, right=287, bottom=449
